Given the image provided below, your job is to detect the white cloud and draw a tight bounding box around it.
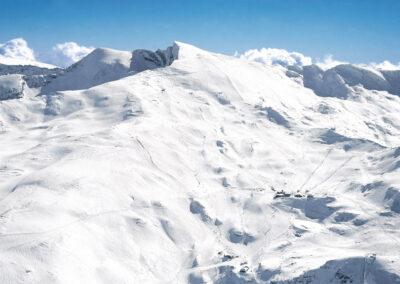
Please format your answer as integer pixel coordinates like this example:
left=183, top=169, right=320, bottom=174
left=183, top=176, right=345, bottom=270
left=239, top=48, right=312, bottom=67
left=49, top=42, right=94, bottom=68
left=0, top=38, right=93, bottom=68
left=316, top=55, right=400, bottom=71
left=315, top=54, right=348, bottom=70
left=366, top=60, right=400, bottom=71
left=239, top=48, right=400, bottom=72
left=0, top=38, right=36, bottom=62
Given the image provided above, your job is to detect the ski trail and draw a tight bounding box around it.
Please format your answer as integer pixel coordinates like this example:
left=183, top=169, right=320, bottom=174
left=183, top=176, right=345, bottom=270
left=310, top=155, right=354, bottom=193
left=297, top=148, right=332, bottom=193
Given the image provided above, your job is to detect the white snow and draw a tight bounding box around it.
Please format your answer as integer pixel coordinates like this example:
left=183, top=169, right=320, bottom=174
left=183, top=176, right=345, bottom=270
left=0, top=42, right=400, bottom=283
left=42, top=48, right=132, bottom=93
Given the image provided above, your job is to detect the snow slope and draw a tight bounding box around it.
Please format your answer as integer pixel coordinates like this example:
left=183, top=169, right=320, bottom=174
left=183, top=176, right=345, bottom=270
left=42, top=44, right=178, bottom=94
left=42, top=48, right=132, bottom=93
left=0, top=42, right=400, bottom=283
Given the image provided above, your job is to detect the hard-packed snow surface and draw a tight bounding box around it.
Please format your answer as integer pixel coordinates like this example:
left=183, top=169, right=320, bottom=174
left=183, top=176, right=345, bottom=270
left=0, top=42, right=400, bottom=283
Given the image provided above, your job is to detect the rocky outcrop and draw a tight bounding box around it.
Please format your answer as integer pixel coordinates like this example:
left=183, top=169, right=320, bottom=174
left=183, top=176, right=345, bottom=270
left=130, top=44, right=178, bottom=73
left=0, top=63, right=61, bottom=77
left=0, top=74, right=25, bottom=100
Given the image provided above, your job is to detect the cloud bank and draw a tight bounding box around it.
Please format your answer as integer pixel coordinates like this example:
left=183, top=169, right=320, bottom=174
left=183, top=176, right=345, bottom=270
left=50, top=42, right=94, bottom=68
left=0, top=38, right=36, bottom=62
left=238, top=48, right=400, bottom=72
left=368, top=60, right=400, bottom=71
left=0, top=38, right=93, bottom=68
left=239, top=48, right=312, bottom=68
left=315, top=54, right=348, bottom=70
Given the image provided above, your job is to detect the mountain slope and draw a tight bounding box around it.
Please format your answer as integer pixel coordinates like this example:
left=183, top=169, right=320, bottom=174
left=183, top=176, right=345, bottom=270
left=42, top=48, right=132, bottom=93
left=0, top=42, right=399, bottom=283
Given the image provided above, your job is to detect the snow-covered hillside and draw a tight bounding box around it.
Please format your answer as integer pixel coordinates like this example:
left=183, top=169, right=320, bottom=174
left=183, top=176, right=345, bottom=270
left=0, top=42, right=400, bottom=283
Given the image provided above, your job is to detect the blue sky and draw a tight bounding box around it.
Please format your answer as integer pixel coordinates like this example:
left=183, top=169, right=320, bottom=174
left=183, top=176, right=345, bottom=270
left=1, top=0, right=399, bottom=63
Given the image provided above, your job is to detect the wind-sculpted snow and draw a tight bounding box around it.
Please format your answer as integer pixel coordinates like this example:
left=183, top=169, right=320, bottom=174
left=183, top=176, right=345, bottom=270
left=334, top=64, right=390, bottom=91
left=0, top=42, right=400, bottom=283
left=298, top=63, right=400, bottom=99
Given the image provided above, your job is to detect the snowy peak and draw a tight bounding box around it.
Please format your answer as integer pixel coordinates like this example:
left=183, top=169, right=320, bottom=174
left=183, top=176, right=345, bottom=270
left=41, top=47, right=132, bottom=93
left=78, top=47, right=132, bottom=67
left=0, top=42, right=237, bottom=97
left=41, top=42, right=198, bottom=93
left=171, top=41, right=210, bottom=58
left=130, top=41, right=216, bottom=72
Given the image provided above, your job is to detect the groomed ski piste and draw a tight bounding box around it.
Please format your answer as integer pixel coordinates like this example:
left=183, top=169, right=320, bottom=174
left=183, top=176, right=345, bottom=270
left=0, top=41, right=400, bottom=283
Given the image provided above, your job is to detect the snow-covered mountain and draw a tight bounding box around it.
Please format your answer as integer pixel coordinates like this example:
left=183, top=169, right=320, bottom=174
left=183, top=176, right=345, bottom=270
left=42, top=48, right=132, bottom=93
left=0, top=42, right=400, bottom=283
